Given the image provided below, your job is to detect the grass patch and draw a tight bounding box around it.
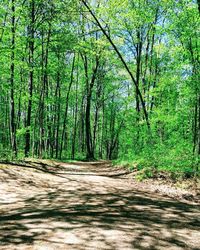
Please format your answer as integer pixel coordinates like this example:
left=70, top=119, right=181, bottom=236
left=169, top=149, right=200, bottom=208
left=113, top=152, right=200, bottom=181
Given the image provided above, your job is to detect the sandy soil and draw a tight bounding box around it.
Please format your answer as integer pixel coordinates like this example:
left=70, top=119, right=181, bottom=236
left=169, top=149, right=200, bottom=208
left=0, top=159, right=199, bottom=250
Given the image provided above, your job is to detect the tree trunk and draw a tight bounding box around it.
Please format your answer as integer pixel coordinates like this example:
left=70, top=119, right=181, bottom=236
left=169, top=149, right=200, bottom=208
left=82, top=54, right=100, bottom=160
left=60, top=54, right=76, bottom=159
left=25, top=0, right=35, bottom=157
left=55, top=71, right=61, bottom=159
left=71, top=58, right=79, bottom=159
left=10, top=0, right=17, bottom=157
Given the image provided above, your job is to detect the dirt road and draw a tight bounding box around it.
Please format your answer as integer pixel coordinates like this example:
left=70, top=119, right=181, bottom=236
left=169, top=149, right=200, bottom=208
left=0, top=160, right=199, bottom=250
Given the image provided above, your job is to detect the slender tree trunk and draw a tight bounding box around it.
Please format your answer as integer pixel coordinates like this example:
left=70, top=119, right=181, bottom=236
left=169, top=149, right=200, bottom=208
left=45, top=26, right=52, bottom=157
left=10, top=0, right=17, bottom=157
left=99, top=87, right=105, bottom=159
left=135, top=30, right=142, bottom=115
left=193, top=93, right=200, bottom=155
left=38, top=29, right=45, bottom=158
left=38, top=25, right=51, bottom=158
left=71, top=94, right=78, bottom=159
left=82, top=55, right=100, bottom=159
left=79, top=92, right=86, bottom=154
left=55, top=71, right=61, bottom=159
left=25, top=0, right=35, bottom=157
left=60, top=54, right=76, bottom=159
left=71, top=58, right=79, bottom=159
left=85, top=91, right=94, bottom=159
left=16, top=67, right=24, bottom=130
left=93, top=103, right=99, bottom=154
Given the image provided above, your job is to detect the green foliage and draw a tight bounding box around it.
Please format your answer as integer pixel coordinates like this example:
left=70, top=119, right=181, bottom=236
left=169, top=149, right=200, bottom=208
left=115, top=143, right=199, bottom=181
left=135, top=167, right=155, bottom=181
left=0, top=0, right=199, bottom=174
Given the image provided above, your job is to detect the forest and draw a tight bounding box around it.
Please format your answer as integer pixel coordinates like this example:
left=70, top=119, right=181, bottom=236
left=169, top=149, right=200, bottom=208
left=0, top=1, right=200, bottom=249
left=0, top=0, right=199, bottom=174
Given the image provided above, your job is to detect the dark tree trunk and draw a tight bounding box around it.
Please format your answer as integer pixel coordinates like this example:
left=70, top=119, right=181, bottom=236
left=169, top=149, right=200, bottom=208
left=10, top=0, right=17, bottom=157
left=85, top=91, right=94, bottom=159
left=38, top=29, right=45, bottom=158
left=55, top=71, right=61, bottom=159
left=71, top=58, right=79, bottom=159
left=25, top=0, right=35, bottom=157
left=60, top=54, right=76, bottom=159
left=82, top=54, right=100, bottom=160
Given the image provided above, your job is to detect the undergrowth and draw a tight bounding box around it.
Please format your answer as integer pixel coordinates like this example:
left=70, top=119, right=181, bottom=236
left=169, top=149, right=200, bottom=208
left=113, top=148, right=200, bottom=181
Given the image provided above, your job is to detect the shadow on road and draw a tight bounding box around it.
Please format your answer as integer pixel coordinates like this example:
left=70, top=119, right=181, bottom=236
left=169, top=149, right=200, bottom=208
left=0, top=160, right=200, bottom=249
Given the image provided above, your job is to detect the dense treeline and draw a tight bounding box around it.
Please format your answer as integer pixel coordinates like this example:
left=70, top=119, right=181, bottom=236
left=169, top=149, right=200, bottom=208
left=0, top=0, right=199, bottom=170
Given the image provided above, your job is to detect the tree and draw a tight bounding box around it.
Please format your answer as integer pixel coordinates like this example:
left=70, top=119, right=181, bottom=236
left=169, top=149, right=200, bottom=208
left=9, top=0, right=17, bottom=157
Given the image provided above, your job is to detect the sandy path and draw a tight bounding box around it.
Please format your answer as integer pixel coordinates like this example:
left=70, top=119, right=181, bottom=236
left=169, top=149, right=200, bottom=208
left=0, top=160, right=199, bottom=250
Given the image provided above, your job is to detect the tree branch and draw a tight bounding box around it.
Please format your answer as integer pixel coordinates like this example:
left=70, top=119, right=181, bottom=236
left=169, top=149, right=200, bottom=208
left=81, top=0, right=150, bottom=129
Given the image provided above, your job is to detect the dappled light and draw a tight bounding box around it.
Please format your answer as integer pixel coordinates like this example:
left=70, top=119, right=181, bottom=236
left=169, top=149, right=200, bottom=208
left=0, top=0, right=199, bottom=248
left=0, top=161, right=199, bottom=249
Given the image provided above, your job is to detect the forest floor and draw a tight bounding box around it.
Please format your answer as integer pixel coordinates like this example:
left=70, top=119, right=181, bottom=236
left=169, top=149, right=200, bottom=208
left=0, top=159, right=200, bottom=250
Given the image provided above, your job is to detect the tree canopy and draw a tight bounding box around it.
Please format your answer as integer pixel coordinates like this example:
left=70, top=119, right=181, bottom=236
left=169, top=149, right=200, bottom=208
left=0, top=0, right=199, bottom=171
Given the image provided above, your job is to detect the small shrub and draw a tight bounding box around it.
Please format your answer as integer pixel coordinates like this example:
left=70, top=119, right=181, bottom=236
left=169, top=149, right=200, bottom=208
left=136, top=167, right=154, bottom=181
